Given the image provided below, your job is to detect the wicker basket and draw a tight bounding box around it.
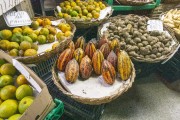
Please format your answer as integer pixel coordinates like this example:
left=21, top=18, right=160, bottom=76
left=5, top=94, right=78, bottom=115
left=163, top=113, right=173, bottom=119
left=55, top=1, right=113, bottom=29
left=162, top=0, right=180, bottom=3
left=15, top=17, right=76, bottom=64
left=160, top=4, right=180, bottom=41
left=98, top=15, right=179, bottom=63
left=52, top=61, right=136, bottom=105
left=116, top=0, right=154, bottom=5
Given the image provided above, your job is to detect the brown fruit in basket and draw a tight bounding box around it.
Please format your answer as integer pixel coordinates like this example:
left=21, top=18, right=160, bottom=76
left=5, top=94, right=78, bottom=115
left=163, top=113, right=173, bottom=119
left=65, top=59, right=79, bottom=83
left=85, top=42, right=96, bottom=59
left=117, top=50, right=132, bottom=81
left=98, top=34, right=109, bottom=48
left=67, top=41, right=75, bottom=53
left=107, top=50, right=117, bottom=70
left=57, top=48, right=72, bottom=71
left=102, top=60, right=116, bottom=85
left=80, top=55, right=93, bottom=79
left=109, top=38, right=120, bottom=51
left=75, top=36, right=85, bottom=49
left=100, top=43, right=110, bottom=59
left=92, top=50, right=104, bottom=75
left=73, top=48, right=85, bottom=63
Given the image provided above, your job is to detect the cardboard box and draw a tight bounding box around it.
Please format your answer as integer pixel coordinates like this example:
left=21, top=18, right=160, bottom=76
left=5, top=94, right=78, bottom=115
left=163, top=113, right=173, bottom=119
left=0, top=50, right=55, bottom=120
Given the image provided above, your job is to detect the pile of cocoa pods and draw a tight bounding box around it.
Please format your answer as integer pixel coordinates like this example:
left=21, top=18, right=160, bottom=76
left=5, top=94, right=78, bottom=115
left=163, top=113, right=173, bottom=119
left=104, top=14, right=174, bottom=59
left=57, top=36, right=132, bottom=85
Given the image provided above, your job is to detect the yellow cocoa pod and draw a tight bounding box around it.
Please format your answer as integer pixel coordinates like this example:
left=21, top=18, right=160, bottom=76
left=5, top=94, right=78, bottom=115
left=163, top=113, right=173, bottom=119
left=85, top=42, right=96, bottom=59
left=73, top=48, right=85, bottom=63
left=92, top=50, right=104, bottom=75
left=117, top=50, right=132, bottom=80
left=75, top=36, right=85, bottom=49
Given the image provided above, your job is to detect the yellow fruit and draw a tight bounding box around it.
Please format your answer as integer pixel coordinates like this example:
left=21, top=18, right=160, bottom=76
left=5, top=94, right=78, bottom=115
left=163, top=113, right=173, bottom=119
left=39, top=28, right=49, bottom=36
left=7, top=42, right=19, bottom=50
left=64, top=1, right=70, bottom=5
left=93, top=12, right=100, bottom=19
left=9, top=49, right=19, bottom=57
left=42, top=18, right=51, bottom=27
left=70, top=1, right=76, bottom=7
left=19, top=41, right=32, bottom=51
left=70, top=11, right=78, bottom=17
left=31, top=21, right=39, bottom=30
left=58, top=12, right=63, bottom=18
left=24, top=49, right=37, bottom=56
left=0, top=99, right=18, bottom=119
left=87, top=5, right=94, bottom=12
left=18, top=96, right=34, bottom=114
left=0, top=75, right=13, bottom=88
left=60, top=23, right=71, bottom=33
left=37, top=35, right=46, bottom=44
left=15, top=84, right=33, bottom=100
left=12, top=28, right=22, bottom=34
left=64, top=31, right=72, bottom=37
left=64, top=14, right=71, bottom=19
left=0, top=85, right=16, bottom=100
left=8, top=114, right=21, bottom=120
left=1, top=29, right=12, bottom=40
left=52, top=42, right=60, bottom=50
left=28, top=33, right=38, bottom=42
left=34, top=30, right=40, bottom=36
left=95, top=7, right=101, bottom=12
left=16, top=74, right=28, bottom=86
left=65, top=5, right=71, bottom=9
left=82, top=9, right=88, bottom=16
left=60, top=2, right=65, bottom=7
left=36, top=18, right=43, bottom=26
left=87, top=13, right=92, bottom=18
left=100, top=4, right=106, bottom=10
left=56, top=32, right=64, bottom=40
left=47, top=34, right=55, bottom=43
left=22, top=28, right=33, bottom=35
left=0, top=63, right=16, bottom=76
left=0, top=40, right=10, bottom=50
left=21, top=36, right=33, bottom=43
left=31, top=43, right=38, bottom=51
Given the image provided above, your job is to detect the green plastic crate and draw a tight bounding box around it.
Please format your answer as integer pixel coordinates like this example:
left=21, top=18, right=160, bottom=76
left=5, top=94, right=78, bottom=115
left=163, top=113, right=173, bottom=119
left=45, top=98, right=64, bottom=120
left=106, top=0, right=161, bottom=11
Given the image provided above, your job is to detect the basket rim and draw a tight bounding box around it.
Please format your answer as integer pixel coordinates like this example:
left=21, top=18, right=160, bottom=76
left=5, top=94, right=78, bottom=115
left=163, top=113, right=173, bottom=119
left=98, top=14, right=180, bottom=63
left=15, top=17, right=76, bottom=64
left=54, top=1, right=113, bottom=27
left=51, top=61, right=136, bottom=105
left=117, top=0, right=154, bottom=5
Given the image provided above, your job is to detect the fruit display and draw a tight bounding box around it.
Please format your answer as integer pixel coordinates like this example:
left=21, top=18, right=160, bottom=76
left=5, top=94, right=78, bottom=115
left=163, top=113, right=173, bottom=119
left=0, top=18, right=73, bottom=57
left=100, top=14, right=177, bottom=60
left=57, top=36, right=133, bottom=85
left=0, top=59, right=35, bottom=119
left=57, top=0, right=106, bottom=20
left=162, top=9, right=180, bottom=37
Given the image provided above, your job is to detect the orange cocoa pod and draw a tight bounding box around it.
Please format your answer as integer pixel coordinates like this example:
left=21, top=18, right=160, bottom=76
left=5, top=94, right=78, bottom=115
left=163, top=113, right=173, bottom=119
left=57, top=48, right=72, bottom=71
left=102, top=60, right=116, bottom=85
left=80, top=55, right=93, bottom=79
left=100, top=43, right=111, bottom=59
left=98, top=34, right=109, bottom=48
left=92, top=50, right=104, bottom=75
left=107, top=50, right=117, bottom=70
left=117, top=50, right=132, bottom=81
left=65, top=59, right=79, bottom=83
left=73, top=48, right=85, bottom=63
left=85, top=42, right=96, bottom=59
left=75, top=36, right=85, bottom=49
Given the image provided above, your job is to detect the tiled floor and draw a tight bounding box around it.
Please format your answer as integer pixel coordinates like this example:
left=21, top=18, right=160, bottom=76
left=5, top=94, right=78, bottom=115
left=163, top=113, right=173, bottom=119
left=101, top=73, right=180, bottom=120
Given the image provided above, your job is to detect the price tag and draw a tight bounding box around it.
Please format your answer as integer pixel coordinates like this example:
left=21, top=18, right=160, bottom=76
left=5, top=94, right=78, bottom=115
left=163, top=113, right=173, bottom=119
left=3, top=10, right=32, bottom=27
left=147, top=20, right=163, bottom=32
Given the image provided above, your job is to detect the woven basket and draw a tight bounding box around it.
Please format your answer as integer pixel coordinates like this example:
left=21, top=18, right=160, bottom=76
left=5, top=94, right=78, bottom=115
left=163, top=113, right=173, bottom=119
left=160, top=4, right=180, bottom=41
left=98, top=15, right=179, bottom=63
left=116, top=0, right=154, bottom=5
left=52, top=61, right=136, bottom=105
left=55, top=1, right=113, bottom=29
left=162, top=0, right=180, bottom=3
left=15, top=16, right=76, bottom=64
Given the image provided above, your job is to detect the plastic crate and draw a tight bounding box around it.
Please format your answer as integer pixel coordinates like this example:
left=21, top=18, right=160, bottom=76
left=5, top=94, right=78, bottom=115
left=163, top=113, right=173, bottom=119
left=45, top=98, right=64, bottom=120
left=29, top=55, right=105, bottom=120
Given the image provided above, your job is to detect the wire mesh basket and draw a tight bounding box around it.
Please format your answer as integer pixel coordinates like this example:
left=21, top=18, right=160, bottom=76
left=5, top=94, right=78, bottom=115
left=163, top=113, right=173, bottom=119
left=29, top=54, right=105, bottom=120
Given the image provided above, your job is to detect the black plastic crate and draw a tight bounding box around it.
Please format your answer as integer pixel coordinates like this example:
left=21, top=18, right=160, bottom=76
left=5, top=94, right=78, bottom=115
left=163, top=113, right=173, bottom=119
left=29, top=55, right=105, bottom=120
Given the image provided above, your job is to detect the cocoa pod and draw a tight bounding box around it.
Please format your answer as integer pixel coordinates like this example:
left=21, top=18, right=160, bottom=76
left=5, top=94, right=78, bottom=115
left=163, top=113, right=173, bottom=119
left=102, top=60, right=116, bottom=85
left=100, top=43, right=111, bottom=58
left=80, top=55, right=93, bottom=79
left=65, top=59, right=79, bottom=83
left=67, top=41, right=75, bottom=53
left=117, top=50, right=132, bottom=81
left=57, top=48, right=72, bottom=71
left=109, top=38, right=120, bottom=51
left=92, top=50, right=104, bottom=75
left=107, top=50, right=117, bottom=70
left=85, top=42, right=96, bottom=59
left=75, top=36, right=85, bottom=49
left=73, top=48, right=85, bottom=63
left=98, top=34, right=109, bottom=48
